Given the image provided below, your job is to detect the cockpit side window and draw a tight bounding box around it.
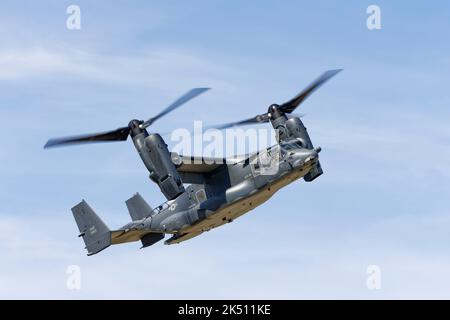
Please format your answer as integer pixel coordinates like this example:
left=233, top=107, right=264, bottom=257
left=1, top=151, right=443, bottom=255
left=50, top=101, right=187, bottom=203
left=195, top=189, right=207, bottom=203
left=281, top=140, right=303, bottom=151
left=250, top=145, right=281, bottom=176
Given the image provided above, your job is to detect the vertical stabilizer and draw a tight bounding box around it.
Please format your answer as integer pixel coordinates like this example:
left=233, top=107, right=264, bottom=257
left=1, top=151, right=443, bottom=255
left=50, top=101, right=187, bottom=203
left=125, top=193, right=153, bottom=221
left=72, top=200, right=111, bottom=256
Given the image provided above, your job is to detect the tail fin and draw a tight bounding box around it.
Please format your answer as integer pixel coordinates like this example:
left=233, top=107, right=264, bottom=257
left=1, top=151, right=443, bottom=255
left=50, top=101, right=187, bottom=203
left=125, top=193, right=153, bottom=221
left=71, top=200, right=111, bottom=256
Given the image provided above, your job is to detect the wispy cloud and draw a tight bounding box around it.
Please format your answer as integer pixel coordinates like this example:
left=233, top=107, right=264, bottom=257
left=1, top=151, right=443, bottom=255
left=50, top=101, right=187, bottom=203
left=0, top=46, right=239, bottom=90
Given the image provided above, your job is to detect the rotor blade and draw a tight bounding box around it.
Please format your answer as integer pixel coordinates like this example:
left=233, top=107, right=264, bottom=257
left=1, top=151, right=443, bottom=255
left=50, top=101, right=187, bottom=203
left=279, top=69, right=342, bottom=113
left=209, top=113, right=270, bottom=130
left=141, top=87, right=210, bottom=129
left=44, top=126, right=130, bottom=149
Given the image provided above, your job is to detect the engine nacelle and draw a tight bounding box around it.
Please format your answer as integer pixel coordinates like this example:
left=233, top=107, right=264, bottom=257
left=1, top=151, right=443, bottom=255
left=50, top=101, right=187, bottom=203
left=284, top=117, right=314, bottom=149
left=268, top=106, right=312, bottom=147
left=131, top=128, right=185, bottom=200
left=144, top=134, right=185, bottom=200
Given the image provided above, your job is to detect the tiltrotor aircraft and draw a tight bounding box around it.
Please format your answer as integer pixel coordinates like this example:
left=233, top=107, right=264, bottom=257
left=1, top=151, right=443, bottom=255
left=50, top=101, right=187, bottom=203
left=45, top=69, right=341, bottom=255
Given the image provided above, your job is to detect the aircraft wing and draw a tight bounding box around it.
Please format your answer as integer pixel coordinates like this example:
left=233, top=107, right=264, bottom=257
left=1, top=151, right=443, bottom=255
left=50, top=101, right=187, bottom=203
left=175, top=156, right=224, bottom=173
left=173, top=154, right=246, bottom=173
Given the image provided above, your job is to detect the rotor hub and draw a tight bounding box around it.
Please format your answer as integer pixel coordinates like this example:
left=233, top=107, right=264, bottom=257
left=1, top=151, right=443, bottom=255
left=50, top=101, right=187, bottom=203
left=267, top=104, right=279, bottom=114
left=128, top=119, right=143, bottom=128
left=268, top=104, right=284, bottom=119
left=128, top=119, right=146, bottom=137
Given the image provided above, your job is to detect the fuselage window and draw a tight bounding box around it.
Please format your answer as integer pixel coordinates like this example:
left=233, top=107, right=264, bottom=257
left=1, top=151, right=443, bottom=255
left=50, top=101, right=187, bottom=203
left=196, top=189, right=207, bottom=203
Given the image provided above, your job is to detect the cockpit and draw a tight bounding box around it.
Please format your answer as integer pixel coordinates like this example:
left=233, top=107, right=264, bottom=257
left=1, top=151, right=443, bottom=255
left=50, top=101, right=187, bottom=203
left=279, top=139, right=303, bottom=153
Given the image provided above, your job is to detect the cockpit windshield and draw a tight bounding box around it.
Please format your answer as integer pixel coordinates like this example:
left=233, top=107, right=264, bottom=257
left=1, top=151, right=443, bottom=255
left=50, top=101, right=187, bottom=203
left=280, top=139, right=302, bottom=152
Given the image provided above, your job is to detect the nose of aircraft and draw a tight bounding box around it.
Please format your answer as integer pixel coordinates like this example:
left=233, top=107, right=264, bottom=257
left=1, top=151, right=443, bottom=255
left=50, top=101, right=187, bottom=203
left=291, top=147, right=320, bottom=168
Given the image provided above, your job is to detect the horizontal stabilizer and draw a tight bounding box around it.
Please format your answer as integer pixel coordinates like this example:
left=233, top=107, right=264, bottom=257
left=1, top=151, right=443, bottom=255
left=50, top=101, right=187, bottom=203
left=125, top=193, right=153, bottom=220
left=72, top=200, right=111, bottom=256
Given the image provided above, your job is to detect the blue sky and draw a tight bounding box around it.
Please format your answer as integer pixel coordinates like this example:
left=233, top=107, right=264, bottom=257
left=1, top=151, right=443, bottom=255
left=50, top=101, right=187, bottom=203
left=1, top=0, right=450, bottom=299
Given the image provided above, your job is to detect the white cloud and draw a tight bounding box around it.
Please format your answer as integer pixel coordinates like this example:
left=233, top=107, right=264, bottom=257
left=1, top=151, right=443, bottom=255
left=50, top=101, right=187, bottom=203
left=0, top=46, right=239, bottom=92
